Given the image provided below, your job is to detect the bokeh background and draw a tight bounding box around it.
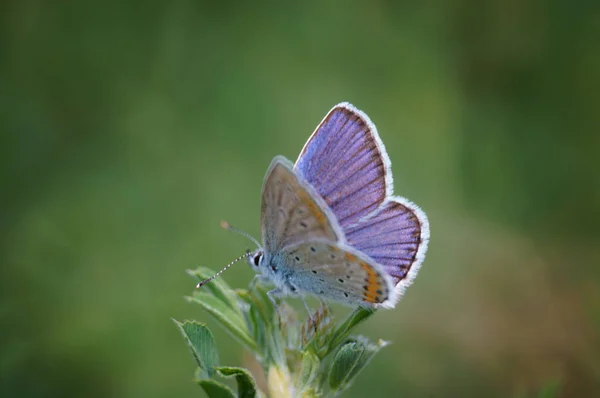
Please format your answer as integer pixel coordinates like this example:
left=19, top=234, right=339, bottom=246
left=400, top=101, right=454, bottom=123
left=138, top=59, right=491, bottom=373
left=1, top=1, right=599, bottom=397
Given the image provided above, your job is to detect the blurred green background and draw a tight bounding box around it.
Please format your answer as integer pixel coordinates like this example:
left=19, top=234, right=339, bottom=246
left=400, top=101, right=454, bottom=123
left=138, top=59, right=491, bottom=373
left=1, top=1, right=599, bottom=397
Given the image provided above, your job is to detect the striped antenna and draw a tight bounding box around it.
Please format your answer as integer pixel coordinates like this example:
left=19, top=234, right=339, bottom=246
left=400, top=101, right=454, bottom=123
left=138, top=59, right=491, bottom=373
left=195, top=251, right=253, bottom=288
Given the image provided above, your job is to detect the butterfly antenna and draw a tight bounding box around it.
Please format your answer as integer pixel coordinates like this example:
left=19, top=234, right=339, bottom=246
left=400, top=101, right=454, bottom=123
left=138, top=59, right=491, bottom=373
left=195, top=251, right=253, bottom=288
left=220, top=220, right=261, bottom=248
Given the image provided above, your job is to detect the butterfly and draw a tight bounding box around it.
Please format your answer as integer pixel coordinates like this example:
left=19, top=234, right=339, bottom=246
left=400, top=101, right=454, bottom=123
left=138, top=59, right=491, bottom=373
left=198, top=103, right=429, bottom=310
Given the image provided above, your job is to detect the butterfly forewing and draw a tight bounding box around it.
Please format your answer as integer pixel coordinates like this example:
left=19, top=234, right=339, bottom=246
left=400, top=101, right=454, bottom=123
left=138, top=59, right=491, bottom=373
left=282, top=241, right=396, bottom=308
left=261, top=156, right=343, bottom=253
left=294, top=103, right=391, bottom=228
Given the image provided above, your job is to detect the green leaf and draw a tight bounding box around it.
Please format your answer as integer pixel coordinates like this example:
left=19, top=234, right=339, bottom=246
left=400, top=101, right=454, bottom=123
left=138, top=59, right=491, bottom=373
left=345, top=337, right=388, bottom=383
left=237, top=290, right=266, bottom=349
left=217, top=366, right=258, bottom=398
left=295, top=351, right=320, bottom=392
left=325, top=307, right=375, bottom=357
left=237, top=288, right=285, bottom=366
left=328, top=341, right=356, bottom=391
left=238, top=286, right=276, bottom=327
left=173, top=320, right=219, bottom=378
left=328, top=336, right=388, bottom=393
left=198, top=379, right=236, bottom=398
left=186, top=292, right=257, bottom=352
left=187, top=267, right=241, bottom=312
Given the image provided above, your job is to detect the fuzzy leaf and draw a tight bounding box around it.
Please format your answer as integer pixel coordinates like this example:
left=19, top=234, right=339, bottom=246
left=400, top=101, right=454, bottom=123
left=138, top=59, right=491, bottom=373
left=328, top=337, right=388, bottom=392
left=328, top=342, right=357, bottom=391
left=173, top=320, right=219, bottom=378
left=237, top=288, right=284, bottom=365
left=216, top=366, right=258, bottom=398
left=238, top=286, right=276, bottom=327
left=344, top=337, right=388, bottom=384
left=198, top=379, right=236, bottom=398
left=186, top=292, right=257, bottom=352
left=237, top=290, right=268, bottom=352
left=295, top=350, right=320, bottom=392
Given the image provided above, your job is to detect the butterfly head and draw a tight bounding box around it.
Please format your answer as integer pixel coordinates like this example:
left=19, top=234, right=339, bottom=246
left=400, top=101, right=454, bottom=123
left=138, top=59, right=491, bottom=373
left=247, top=247, right=286, bottom=289
left=248, top=250, right=265, bottom=269
left=247, top=249, right=277, bottom=280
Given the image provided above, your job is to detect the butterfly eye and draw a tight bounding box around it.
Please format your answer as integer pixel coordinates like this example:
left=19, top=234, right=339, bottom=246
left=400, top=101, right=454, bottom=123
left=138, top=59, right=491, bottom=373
left=252, top=253, right=262, bottom=267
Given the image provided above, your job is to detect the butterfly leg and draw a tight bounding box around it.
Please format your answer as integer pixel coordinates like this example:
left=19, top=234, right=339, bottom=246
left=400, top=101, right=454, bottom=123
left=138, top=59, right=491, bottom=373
left=266, top=288, right=285, bottom=309
left=249, top=274, right=271, bottom=291
left=266, top=288, right=287, bottom=328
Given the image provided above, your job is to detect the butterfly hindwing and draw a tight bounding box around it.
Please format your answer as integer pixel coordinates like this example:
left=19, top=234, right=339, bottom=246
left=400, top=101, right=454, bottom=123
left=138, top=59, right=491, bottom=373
left=345, top=198, right=430, bottom=298
left=261, top=156, right=343, bottom=253
left=294, top=103, right=391, bottom=228
left=281, top=241, right=396, bottom=308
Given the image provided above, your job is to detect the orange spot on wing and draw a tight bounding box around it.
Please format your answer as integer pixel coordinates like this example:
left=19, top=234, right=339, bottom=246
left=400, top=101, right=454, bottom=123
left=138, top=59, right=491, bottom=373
left=360, top=262, right=383, bottom=304
left=304, top=196, right=326, bottom=224
left=315, top=212, right=325, bottom=223
left=344, top=253, right=358, bottom=262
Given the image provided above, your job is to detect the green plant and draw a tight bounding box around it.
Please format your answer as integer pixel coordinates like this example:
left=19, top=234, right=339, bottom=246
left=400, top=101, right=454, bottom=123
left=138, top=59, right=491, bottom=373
left=174, top=267, right=389, bottom=397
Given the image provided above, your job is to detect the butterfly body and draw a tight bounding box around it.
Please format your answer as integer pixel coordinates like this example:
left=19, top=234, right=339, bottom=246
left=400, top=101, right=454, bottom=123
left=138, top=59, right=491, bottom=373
left=244, top=102, right=429, bottom=309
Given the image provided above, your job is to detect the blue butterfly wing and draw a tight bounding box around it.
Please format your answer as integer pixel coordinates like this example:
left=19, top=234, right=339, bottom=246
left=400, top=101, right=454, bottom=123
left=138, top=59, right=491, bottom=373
left=294, top=103, right=391, bottom=228
left=295, top=103, right=430, bottom=299
left=344, top=198, right=429, bottom=298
